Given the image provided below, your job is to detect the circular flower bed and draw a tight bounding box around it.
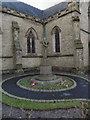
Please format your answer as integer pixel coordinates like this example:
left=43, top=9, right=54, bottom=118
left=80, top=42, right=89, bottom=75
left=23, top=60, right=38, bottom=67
left=19, top=76, right=74, bottom=90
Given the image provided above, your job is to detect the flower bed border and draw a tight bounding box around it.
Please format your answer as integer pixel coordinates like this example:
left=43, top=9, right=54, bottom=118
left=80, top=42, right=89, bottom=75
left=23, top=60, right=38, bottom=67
left=17, top=76, right=77, bottom=92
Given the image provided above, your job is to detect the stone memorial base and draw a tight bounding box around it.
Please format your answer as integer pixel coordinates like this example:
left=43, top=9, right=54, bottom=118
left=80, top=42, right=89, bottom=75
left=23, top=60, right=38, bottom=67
left=30, top=64, right=61, bottom=86
left=40, top=65, right=52, bottom=76
left=31, top=75, right=61, bottom=86
left=37, top=63, right=57, bottom=81
left=36, top=74, right=57, bottom=81
left=32, top=57, right=62, bottom=85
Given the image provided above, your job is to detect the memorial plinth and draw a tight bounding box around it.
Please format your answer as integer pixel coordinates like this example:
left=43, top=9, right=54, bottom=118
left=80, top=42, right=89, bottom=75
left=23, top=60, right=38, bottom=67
left=31, top=23, right=61, bottom=85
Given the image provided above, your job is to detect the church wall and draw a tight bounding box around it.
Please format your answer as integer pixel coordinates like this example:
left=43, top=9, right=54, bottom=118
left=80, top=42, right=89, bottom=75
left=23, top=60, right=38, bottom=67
left=0, top=12, right=2, bottom=71
left=1, top=12, right=43, bottom=70
left=46, top=13, right=75, bottom=68
left=2, top=58, right=14, bottom=70
left=80, top=2, right=89, bottom=68
left=1, top=2, right=89, bottom=72
left=22, top=58, right=41, bottom=68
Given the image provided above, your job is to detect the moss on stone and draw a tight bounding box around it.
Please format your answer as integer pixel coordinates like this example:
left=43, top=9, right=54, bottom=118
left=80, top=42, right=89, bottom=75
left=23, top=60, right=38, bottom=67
left=74, top=40, right=83, bottom=49
left=2, top=69, right=15, bottom=74
left=19, top=10, right=25, bottom=14
left=14, top=41, right=22, bottom=51
left=10, top=8, right=17, bottom=11
left=72, top=16, right=80, bottom=21
left=12, top=21, right=19, bottom=29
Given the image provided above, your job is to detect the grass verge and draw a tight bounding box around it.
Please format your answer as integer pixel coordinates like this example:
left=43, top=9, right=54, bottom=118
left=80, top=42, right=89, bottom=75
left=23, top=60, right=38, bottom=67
left=1, top=92, right=90, bottom=110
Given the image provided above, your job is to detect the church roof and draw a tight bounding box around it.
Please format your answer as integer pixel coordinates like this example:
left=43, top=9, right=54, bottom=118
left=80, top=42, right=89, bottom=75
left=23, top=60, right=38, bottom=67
left=43, top=2, right=68, bottom=19
left=0, top=1, right=68, bottom=19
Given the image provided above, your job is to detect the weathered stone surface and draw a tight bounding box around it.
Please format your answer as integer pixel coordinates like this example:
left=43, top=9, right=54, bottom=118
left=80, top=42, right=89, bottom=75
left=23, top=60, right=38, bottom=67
left=40, top=65, right=52, bottom=75
left=12, top=21, right=19, bottom=29
left=80, top=2, right=89, bottom=68
left=74, top=40, right=83, bottom=49
left=0, top=1, right=89, bottom=71
left=1, top=12, right=42, bottom=70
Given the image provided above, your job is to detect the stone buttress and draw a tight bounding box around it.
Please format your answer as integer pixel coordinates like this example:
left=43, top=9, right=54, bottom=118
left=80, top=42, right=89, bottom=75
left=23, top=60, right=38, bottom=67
left=71, top=1, right=84, bottom=70
left=12, top=21, right=23, bottom=73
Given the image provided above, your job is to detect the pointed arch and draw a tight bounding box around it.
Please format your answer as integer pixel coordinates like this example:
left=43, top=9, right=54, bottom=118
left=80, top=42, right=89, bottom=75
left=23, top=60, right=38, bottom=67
left=51, top=26, right=61, bottom=35
left=25, top=27, right=38, bottom=40
left=25, top=27, right=38, bottom=53
left=51, top=26, right=61, bottom=53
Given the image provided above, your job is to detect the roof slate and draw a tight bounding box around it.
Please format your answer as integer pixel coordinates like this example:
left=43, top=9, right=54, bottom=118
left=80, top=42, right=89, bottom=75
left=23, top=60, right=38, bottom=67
left=0, top=0, right=68, bottom=19
left=43, top=2, right=68, bottom=19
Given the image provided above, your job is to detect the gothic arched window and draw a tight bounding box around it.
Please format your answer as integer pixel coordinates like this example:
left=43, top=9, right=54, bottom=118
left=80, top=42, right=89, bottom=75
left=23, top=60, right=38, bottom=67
left=25, top=28, right=38, bottom=54
left=55, top=28, right=60, bottom=52
left=51, top=26, right=61, bottom=53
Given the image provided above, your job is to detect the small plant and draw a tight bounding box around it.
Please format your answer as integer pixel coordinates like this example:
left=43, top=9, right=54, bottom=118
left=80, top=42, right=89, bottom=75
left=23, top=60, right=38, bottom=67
left=80, top=101, right=89, bottom=118
left=77, top=71, right=85, bottom=76
left=72, top=16, right=80, bottom=21
left=75, top=101, right=89, bottom=118
left=20, top=104, right=33, bottom=119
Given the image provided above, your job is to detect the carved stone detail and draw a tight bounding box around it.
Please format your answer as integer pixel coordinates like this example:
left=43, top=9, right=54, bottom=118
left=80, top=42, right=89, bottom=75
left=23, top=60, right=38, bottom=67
left=41, top=37, right=49, bottom=48
left=12, top=21, right=23, bottom=73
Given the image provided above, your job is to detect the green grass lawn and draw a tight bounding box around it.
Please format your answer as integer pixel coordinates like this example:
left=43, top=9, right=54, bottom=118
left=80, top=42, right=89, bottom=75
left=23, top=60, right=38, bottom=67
left=19, top=76, right=74, bottom=90
left=1, top=93, right=82, bottom=109
left=1, top=92, right=90, bottom=110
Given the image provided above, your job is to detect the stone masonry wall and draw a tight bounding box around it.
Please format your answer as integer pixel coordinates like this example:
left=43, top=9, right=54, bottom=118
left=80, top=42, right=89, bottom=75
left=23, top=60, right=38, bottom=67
left=46, top=13, right=75, bottom=67
left=80, top=2, right=89, bottom=68
left=2, top=12, right=43, bottom=70
left=0, top=12, right=2, bottom=71
left=1, top=1, right=88, bottom=71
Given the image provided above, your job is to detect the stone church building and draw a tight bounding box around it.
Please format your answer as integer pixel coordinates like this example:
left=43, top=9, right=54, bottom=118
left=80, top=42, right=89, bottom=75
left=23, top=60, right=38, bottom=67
left=0, top=0, right=90, bottom=73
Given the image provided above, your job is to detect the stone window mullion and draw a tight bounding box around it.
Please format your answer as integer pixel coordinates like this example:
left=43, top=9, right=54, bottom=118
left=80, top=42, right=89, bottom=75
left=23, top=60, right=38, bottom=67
left=30, top=38, right=32, bottom=53
left=26, top=27, right=38, bottom=54
left=52, top=33, right=55, bottom=53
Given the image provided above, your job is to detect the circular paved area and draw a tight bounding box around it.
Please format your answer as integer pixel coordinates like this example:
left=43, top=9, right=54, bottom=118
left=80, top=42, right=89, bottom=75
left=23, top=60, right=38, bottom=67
left=1, top=73, right=90, bottom=102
